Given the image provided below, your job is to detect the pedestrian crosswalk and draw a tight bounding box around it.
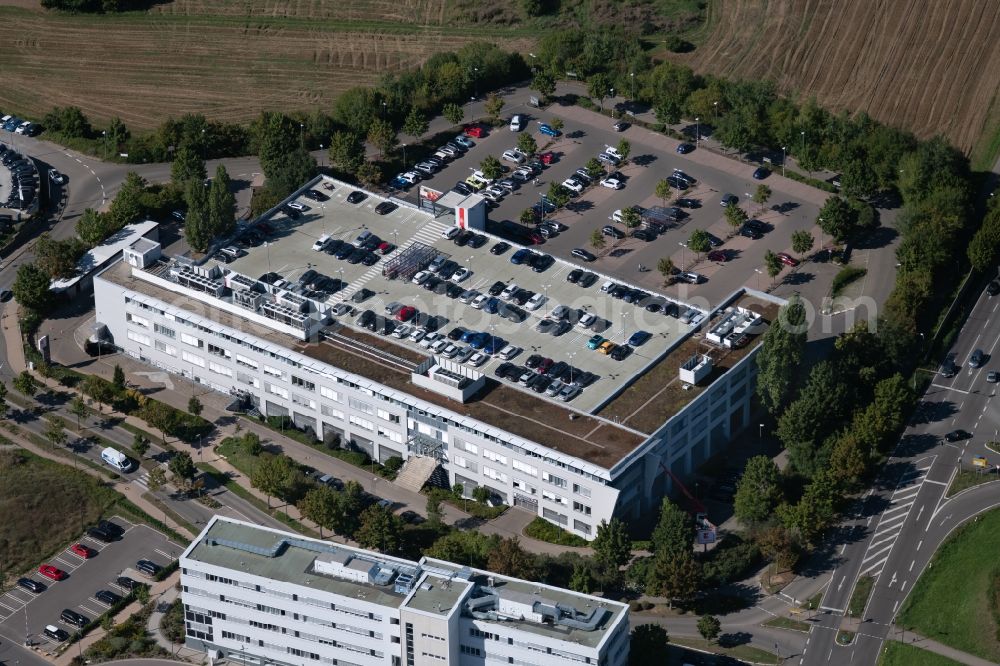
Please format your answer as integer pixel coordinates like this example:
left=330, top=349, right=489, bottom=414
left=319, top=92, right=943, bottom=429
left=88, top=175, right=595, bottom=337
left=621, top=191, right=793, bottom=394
left=134, top=472, right=150, bottom=490
left=858, top=466, right=930, bottom=578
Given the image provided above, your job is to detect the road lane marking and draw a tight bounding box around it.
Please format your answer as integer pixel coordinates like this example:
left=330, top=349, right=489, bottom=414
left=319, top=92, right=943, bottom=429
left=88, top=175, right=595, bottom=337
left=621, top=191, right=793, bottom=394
left=819, top=605, right=844, bottom=613
left=923, top=479, right=948, bottom=486
left=915, top=504, right=925, bottom=521
left=917, top=540, right=922, bottom=551
left=859, top=557, right=888, bottom=577
left=909, top=560, right=915, bottom=571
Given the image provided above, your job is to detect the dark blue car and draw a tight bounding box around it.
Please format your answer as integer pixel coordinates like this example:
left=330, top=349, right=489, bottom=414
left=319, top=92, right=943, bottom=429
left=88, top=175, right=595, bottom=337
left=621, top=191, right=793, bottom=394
left=510, top=248, right=533, bottom=265
left=676, top=143, right=694, bottom=154
left=628, top=330, right=652, bottom=346
left=753, top=166, right=770, bottom=180
left=484, top=297, right=500, bottom=314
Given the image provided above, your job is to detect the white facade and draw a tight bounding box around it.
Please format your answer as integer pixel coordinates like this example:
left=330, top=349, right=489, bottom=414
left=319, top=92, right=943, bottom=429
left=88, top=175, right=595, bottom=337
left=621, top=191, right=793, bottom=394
left=94, top=234, right=762, bottom=539
left=180, top=517, right=629, bottom=666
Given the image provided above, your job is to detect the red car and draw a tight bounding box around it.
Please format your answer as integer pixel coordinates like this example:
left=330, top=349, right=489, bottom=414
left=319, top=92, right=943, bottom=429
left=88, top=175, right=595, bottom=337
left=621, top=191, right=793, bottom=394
left=70, top=543, right=95, bottom=559
left=539, top=151, right=556, bottom=165
left=38, top=564, right=66, bottom=581
left=529, top=232, right=545, bottom=245
left=464, top=125, right=484, bottom=138
left=377, top=242, right=395, bottom=255
left=776, top=252, right=800, bottom=267
left=395, top=306, right=417, bottom=322
left=707, top=250, right=728, bottom=262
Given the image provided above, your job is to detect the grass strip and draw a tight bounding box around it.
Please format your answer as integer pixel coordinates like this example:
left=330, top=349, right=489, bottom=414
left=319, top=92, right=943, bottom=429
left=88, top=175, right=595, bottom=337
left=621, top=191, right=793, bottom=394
left=877, top=641, right=964, bottom=666
left=762, top=616, right=810, bottom=633
left=946, top=470, right=998, bottom=497
left=670, top=636, right=778, bottom=663
left=849, top=575, right=875, bottom=618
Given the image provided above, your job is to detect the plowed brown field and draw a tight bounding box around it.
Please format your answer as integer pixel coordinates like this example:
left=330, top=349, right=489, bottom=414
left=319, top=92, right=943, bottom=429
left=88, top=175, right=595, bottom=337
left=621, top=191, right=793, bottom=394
left=0, top=3, right=529, bottom=130
left=673, top=0, right=1000, bottom=158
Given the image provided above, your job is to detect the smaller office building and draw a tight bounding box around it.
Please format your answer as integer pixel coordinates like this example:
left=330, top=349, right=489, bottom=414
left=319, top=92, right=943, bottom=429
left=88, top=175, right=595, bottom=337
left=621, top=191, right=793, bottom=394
left=180, top=517, right=630, bottom=666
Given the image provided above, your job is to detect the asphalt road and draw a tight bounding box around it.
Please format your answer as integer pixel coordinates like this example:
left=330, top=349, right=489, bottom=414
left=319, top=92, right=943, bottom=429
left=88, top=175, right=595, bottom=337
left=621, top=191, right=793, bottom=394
left=803, top=283, right=1000, bottom=665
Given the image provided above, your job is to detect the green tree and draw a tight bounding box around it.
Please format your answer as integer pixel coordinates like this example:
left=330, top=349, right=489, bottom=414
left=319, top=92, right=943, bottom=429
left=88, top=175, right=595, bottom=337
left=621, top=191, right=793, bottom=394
left=132, top=432, right=150, bottom=457
left=328, top=131, right=365, bottom=175
left=620, top=207, right=641, bottom=229
left=568, top=562, right=597, bottom=594
left=616, top=139, right=631, bottom=163
left=251, top=455, right=293, bottom=508
left=764, top=250, right=784, bottom=280
left=650, top=499, right=693, bottom=557
left=0, top=382, right=8, bottom=420
left=13, top=263, right=54, bottom=313
left=472, top=485, right=490, bottom=504
left=733, top=456, right=783, bottom=525
left=252, top=111, right=300, bottom=174
left=480, top=155, right=504, bottom=181
left=426, top=493, right=443, bottom=527
left=484, top=93, right=505, bottom=123
left=519, top=208, right=537, bottom=226
left=646, top=550, right=699, bottom=609
left=43, top=106, right=92, bottom=138
left=532, top=71, right=556, bottom=100
left=550, top=117, right=564, bottom=132
left=268, top=147, right=317, bottom=198
left=355, top=504, right=402, bottom=553
left=593, top=518, right=632, bottom=568
left=44, top=416, right=67, bottom=449
left=34, top=234, right=82, bottom=280
left=68, top=395, right=88, bottom=432
left=817, top=196, right=858, bottom=243
left=106, top=116, right=129, bottom=151
left=756, top=295, right=807, bottom=415
left=629, top=624, right=669, bottom=665
left=687, top=229, right=711, bottom=255
left=81, top=375, right=115, bottom=412
left=335, top=480, right=366, bottom=536
left=112, top=364, right=126, bottom=391
left=777, top=361, right=852, bottom=477
left=791, top=230, right=814, bottom=257
left=170, top=143, right=206, bottom=189
left=143, top=401, right=180, bottom=444
left=587, top=73, right=611, bottom=110
left=697, top=615, right=721, bottom=642
left=401, top=107, right=428, bottom=137
left=76, top=208, right=117, bottom=247
left=183, top=179, right=212, bottom=253
left=585, top=157, right=604, bottom=179
left=108, top=171, right=146, bottom=229
left=778, top=471, right=838, bottom=547
left=13, top=370, right=38, bottom=398
left=657, top=257, right=675, bottom=282
left=590, top=229, right=606, bottom=250
left=208, top=164, right=236, bottom=239
left=655, top=179, right=672, bottom=207
left=547, top=183, right=570, bottom=209
left=168, top=451, right=196, bottom=484
left=298, top=486, right=339, bottom=538
left=752, top=184, right=771, bottom=212
left=724, top=203, right=748, bottom=230
left=356, top=161, right=383, bottom=188
left=487, top=537, right=535, bottom=579
left=443, top=103, right=465, bottom=127
left=367, top=118, right=397, bottom=159
left=187, top=396, right=203, bottom=418
left=516, top=132, right=538, bottom=156
left=147, top=467, right=167, bottom=492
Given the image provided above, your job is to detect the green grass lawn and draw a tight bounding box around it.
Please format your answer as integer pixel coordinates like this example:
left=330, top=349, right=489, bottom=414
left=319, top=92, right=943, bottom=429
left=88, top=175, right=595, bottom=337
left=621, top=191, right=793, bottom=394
left=878, top=642, right=964, bottom=666
left=898, top=508, right=1000, bottom=662
left=0, top=448, right=119, bottom=577
left=849, top=575, right=875, bottom=617
left=945, top=470, right=997, bottom=497
left=670, top=636, right=777, bottom=663
left=762, top=616, right=811, bottom=633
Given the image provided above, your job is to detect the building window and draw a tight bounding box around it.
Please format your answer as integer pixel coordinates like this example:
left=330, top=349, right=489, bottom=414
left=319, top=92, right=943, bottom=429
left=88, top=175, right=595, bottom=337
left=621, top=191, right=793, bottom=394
left=573, top=501, right=592, bottom=515
left=154, top=323, right=175, bottom=338
left=320, top=386, right=341, bottom=402
left=483, top=449, right=508, bottom=465
left=181, top=351, right=205, bottom=368
left=292, top=375, right=315, bottom=391
left=462, top=441, right=478, bottom=455
left=574, top=519, right=592, bottom=535
left=235, top=354, right=259, bottom=370
left=263, top=364, right=283, bottom=378
left=320, top=404, right=344, bottom=420
left=460, top=645, right=482, bottom=656
left=209, top=362, right=233, bottom=377
left=542, top=508, right=568, bottom=525
left=154, top=340, right=177, bottom=356
left=572, top=483, right=592, bottom=498
left=206, top=343, right=228, bottom=357
left=543, top=471, right=567, bottom=488
left=377, top=427, right=403, bottom=444
left=543, top=489, right=566, bottom=505
left=267, top=383, right=288, bottom=399
left=513, top=460, right=537, bottom=476
left=292, top=393, right=317, bottom=409
left=483, top=466, right=508, bottom=483
left=376, top=408, right=400, bottom=423
left=126, top=313, right=150, bottom=328
left=349, top=415, right=374, bottom=431
left=180, top=332, right=202, bottom=348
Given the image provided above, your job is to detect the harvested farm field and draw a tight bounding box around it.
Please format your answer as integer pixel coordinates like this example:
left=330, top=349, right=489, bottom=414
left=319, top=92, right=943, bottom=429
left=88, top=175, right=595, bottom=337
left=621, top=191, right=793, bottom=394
left=675, top=0, right=1000, bottom=159
left=0, top=3, right=532, bottom=130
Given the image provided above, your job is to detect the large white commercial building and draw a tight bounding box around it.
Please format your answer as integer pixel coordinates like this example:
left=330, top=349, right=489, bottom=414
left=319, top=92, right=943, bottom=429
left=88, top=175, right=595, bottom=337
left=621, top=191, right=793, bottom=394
left=181, top=517, right=630, bottom=666
left=92, top=176, right=778, bottom=538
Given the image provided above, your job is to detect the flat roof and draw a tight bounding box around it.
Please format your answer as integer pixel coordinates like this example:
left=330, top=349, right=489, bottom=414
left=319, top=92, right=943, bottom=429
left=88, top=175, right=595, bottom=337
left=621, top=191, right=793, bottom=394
left=403, top=573, right=470, bottom=616
left=51, top=220, right=158, bottom=291
left=184, top=518, right=412, bottom=609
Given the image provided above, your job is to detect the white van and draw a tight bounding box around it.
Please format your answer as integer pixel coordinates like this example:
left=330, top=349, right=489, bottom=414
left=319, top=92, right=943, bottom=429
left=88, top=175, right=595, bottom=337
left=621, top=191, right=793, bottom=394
left=312, top=234, right=331, bottom=251
left=509, top=114, right=524, bottom=132
left=101, top=447, right=134, bottom=473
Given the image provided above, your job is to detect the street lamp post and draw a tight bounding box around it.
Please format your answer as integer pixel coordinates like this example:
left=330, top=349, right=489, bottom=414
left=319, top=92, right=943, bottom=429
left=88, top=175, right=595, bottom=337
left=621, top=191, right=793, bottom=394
left=781, top=146, right=786, bottom=177
left=759, top=423, right=764, bottom=438
left=609, top=88, right=615, bottom=118
left=567, top=352, right=576, bottom=384
left=299, top=123, right=304, bottom=147
left=319, top=144, right=324, bottom=168
left=800, top=131, right=806, bottom=171
left=713, top=101, right=718, bottom=118
left=754, top=268, right=762, bottom=290
left=473, top=67, right=479, bottom=99
left=630, top=72, right=635, bottom=102
left=401, top=143, right=407, bottom=169
left=678, top=241, right=687, bottom=269
left=695, top=117, right=700, bottom=145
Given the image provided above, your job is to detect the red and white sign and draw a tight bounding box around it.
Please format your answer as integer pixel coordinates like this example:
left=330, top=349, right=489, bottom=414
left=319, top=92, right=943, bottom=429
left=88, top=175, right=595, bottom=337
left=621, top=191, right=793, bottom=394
left=457, top=207, right=466, bottom=229
left=696, top=528, right=717, bottom=545
left=419, top=186, right=443, bottom=202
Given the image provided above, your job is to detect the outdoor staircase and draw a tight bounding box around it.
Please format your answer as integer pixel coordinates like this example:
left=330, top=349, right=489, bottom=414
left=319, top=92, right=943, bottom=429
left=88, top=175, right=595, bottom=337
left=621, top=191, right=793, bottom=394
left=394, top=456, right=440, bottom=493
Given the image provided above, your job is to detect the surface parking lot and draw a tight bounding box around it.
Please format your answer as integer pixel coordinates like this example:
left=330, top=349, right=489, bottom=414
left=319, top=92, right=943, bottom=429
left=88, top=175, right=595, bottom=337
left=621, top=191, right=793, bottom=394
left=234, top=189, right=700, bottom=412
left=0, top=518, right=184, bottom=649
left=401, top=107, right=824, bottom=305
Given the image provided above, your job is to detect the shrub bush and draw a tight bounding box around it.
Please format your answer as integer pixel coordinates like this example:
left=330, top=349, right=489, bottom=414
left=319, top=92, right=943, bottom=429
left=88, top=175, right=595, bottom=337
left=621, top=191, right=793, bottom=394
left=524, top=517, right=589, bottom=547
left=700, top=535, right=763, bottom=588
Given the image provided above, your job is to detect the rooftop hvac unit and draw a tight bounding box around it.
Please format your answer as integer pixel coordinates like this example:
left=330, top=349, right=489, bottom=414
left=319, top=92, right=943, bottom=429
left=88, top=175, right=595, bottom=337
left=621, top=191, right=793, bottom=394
left=261, top=301, right=309, bottom=329
left=233, top=290, right=263, bottom=311
left=193, top=263, right=223, bottom=279
left=278, top=291, right=308, bottom=312
left=227, top=273, right=257, bottom=293
left=175, top=271, right=226, bottom=297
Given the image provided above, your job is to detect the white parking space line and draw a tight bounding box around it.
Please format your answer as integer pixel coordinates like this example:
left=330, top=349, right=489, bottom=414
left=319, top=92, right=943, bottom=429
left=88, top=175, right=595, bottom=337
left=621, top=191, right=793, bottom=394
left=0, top=599, right=20, bottom=613
left=79, top=604, right=101, bottom=616
left=154, top=548, right=174, bottom=560
left=53, top=556, right=77, bottom=568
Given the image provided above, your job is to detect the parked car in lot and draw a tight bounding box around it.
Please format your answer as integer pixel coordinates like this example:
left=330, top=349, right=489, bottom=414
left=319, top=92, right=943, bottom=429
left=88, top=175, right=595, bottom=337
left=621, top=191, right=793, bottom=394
left=116, top=576, right=140, bottom=591
left=95, top=589, right=122, bottom=605
left=601, top=225, right=625, bottom=239
left=346, top=191, right=367, bottom=204
left=38, top=564, right=66, bottom=581
left=752, top=166, right=771, bottom=180
left=571, top=248, right=596, bottom=262
left=464, top=124, right=485, bottom=138
left=44, top=625, right=69, bottom=642
left=70, top=543, right=96, bottom=558
left=776, top=252, right=799, bottom=267
left=61, top=608, right=89, bottom=628
left=17, top=577, right=46, bottom=593
left=720, top=193, right=739, bottom=207
left=600, top=176, right=623, bottom=190
left=136, top=559, right=162, bottom=577
left=676, top=143, right=695, bottom=154
left=538, top=123, right=561, bottom=137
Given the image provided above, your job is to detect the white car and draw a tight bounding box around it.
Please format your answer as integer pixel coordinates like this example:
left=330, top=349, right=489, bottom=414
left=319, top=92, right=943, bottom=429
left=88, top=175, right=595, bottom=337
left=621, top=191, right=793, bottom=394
left=480, top=190, right=502, bottom=203
left=48, top=170, right=65, bottom=184
left=471, top=294, right=489, bottom=309
left=468, top=352, right=488, bottom=367
left=498, top=345, right=522, bottom=360
left=469, top=169, right=493, bottom=185
left=600, top=177, right=623, bottom=190
left=430, top=339, right=449, bottom=353
left=502, top=149, right=526, bottom=164
left=433, top=150, right=452, bottom=162
left=442, top=226, right=461, bottom=240
left=391, top=324, right=412, bottom=339
left=485, top=186, right=507, bottom=198
left=604, top=145, right=623, bottom=159
left=577, top=312, right=597, bottom=329
left=459, top=289, right=480, bottom=304
left=287, top=201, right=306, bottom=211
left=411, top=270, right=432, bottom=285
left=441, top=343, right=460, bottom=358
left=400, top=171, right=422, bottom=184
left=420, top=332, right=442, bottom=348
left=14, top=121, right=30, bottom=135
left=561, top=178, right=584, bottom=194
left=500, top=283, right=519, bottom=300
left=525, top=293, right=547, bottom=311
left=437, top=145, right=457, bottom=157
left=451, top=268, right=472, bottom=282
left=408, top=328, right=426, bottom=343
